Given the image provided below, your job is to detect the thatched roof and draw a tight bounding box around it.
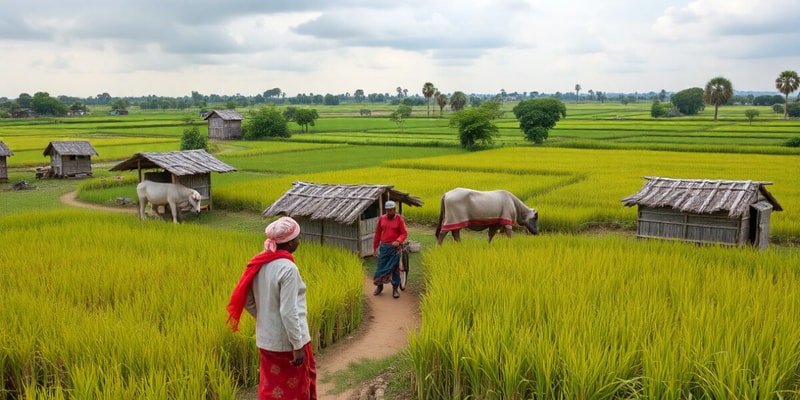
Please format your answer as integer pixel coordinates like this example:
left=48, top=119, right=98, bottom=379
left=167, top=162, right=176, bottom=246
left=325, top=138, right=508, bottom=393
left=109, top=149, right=237, bottom=176
left=263, top=181, right=424, bottom=224
left=621, top=176, right=782, bottom=218
left=43, top=141, right=98, bottom=156
left=0, top=141, right=12, bottom=156
left=203, top=109, right=244, bottom=121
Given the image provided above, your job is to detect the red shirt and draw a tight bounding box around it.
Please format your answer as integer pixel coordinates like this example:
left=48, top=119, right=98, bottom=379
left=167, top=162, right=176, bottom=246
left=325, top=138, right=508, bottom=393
left=373, top=213, right=408, bottom=250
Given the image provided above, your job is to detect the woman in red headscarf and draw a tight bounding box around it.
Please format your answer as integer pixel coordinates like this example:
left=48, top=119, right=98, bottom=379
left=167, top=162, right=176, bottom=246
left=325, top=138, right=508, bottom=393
left=227, top=216, right=317, bottom=399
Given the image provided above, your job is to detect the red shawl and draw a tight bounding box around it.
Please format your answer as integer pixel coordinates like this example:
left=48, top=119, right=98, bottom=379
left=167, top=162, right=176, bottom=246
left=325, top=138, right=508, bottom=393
left=227, top=250, right=294, bottom=332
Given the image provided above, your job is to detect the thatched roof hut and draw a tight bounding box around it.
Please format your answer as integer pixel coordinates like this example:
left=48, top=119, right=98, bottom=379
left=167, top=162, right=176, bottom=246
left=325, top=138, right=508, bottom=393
left=43, top=141, right=98, bottom=178
left=204, top=109, right=244, bottom=140
left=0, top=141, right=13, bottom=182
left=622, top=176, right=782, bottom=249
left=110, top=149, right=236, bottom=210
left=264, top=181, right=423, bottom=257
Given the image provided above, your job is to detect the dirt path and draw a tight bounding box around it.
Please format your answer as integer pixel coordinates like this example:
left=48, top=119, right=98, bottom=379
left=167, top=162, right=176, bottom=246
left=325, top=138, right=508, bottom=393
left=59, top=192, right=422, bottom=399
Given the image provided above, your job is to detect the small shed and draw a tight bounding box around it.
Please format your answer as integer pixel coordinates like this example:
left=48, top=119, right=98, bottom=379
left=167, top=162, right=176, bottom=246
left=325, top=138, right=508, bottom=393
left=0, top=141, right=13, bottom=182
left=263, top=181, right=424, bottom=257
left=43, top=141, right=98, bottom=178
left=204, top=110, right=244, bottom=140
left=109, top=109, right=129, bottom=116
left=621, top=177, right=783, bottom=249
left=109, top=149, right=237, bottom=211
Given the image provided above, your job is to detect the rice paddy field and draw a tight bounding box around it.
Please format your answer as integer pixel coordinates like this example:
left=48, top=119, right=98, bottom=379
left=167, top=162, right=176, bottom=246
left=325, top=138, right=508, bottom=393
left=1, top=101, right=799, bottom=398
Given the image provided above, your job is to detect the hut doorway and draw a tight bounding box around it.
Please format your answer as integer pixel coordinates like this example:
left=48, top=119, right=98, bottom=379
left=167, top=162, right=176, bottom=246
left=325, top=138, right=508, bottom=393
left=749, top=202, right=773, bottom=250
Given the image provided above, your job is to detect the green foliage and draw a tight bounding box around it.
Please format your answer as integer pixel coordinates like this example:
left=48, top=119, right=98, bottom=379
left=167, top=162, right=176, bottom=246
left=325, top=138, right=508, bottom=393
left=449, top=91, right=467, bottom=112
left=243, top=106, right=289, bottom=140
left=31, top=92, right=67, bottom=116
left=773, top=104, right=784, bottom=114
left=180, top=126, right=208, bottom=150
left=704, top=76, right=734, bottom=121
left=776, top=70, right=800, bottom=119
left=512, top=98, right=567, bottom=144
left=744, top=109, right=760, bottom=125
left=650, top=100, right=672, bottom=118
left=450, top=107, right=499, bottom=150
left=294, top=108, right=319, bottom=132
left=389, top=104, right=413, bottom=130
left=359, top=109, right=371, bottom=116
left=785, top=137, right=800, bottom=147
left=110, top=99, right=129, bottom=111
left=671, top=87, right=704, bottom=115
left=788, top=102, right=800, bottom=118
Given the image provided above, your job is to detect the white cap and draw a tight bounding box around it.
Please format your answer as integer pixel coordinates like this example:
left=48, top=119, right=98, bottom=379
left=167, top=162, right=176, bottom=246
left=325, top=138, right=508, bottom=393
left=385, top=200, right=396, bottom=209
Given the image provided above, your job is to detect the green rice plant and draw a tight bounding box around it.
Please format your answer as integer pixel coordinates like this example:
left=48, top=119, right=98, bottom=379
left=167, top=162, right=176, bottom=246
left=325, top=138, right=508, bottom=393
left=408, top=235, right=800, bottom=398
left=0, top=210, right=363, bottom=399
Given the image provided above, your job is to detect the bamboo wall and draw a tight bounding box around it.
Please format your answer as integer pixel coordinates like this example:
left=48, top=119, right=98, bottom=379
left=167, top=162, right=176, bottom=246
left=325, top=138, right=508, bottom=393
left=0, top=157, right=7, bottom=182
left=636, top=206, right=750, bottom=246
left=207, top=117, right=242, bottom=140
left=297, top=216, right=378, bottom=258
left=50, top=154, right=93, bottom=177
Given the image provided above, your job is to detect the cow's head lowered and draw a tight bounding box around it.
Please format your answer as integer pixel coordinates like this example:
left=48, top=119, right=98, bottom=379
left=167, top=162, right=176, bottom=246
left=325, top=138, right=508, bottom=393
left=521, top=209, right=540, bottom=235
left=188, top=190, right=202, bottom=215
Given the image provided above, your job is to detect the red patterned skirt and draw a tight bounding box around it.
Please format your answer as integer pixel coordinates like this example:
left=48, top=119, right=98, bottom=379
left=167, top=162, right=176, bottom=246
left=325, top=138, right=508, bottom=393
left=258, top=342, right=317, bottom=399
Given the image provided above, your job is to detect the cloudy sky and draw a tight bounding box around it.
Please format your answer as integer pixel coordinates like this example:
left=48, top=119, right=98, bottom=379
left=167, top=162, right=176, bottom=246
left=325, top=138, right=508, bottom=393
left=1, top=0, right=798, bottom=99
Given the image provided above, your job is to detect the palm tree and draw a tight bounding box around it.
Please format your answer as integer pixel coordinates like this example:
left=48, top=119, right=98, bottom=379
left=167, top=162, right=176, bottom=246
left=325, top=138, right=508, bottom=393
left=450, top=91, right=467, bottom=112
left=775, top=70, right=800, bottom=120
left=435, top=91, right=448, bottom=116
left=703, top=77, right=733, bottom=121
left=575, top=84, right=581, bottom=102
left=422, top=82, right=436, bottom=117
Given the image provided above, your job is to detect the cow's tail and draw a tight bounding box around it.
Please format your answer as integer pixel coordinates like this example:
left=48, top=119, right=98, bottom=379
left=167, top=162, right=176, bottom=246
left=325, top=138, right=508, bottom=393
left=435, top=194, right=445, bottom=239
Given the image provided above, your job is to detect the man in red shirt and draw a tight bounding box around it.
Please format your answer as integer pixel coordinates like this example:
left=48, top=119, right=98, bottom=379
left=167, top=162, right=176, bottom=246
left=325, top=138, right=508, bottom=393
left=372, top=200, right=408, bottom=299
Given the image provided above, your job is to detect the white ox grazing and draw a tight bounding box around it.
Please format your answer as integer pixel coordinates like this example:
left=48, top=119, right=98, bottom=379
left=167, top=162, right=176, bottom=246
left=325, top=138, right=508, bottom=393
left=435, top=188, right=539, bottom=245
left=136, top=181, right=203, bottom=223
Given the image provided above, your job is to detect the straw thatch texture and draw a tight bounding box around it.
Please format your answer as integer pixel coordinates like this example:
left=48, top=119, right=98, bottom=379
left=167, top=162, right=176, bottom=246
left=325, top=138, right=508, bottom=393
left=110, top=149, right=236, bottom=176
left=202, top=110, right=243, bottom=121
left=264, top=181, right=423, bottom=224
left=42, top=141, right=98, bottom=156
left=0, top=141, right=13, bottom=157
left=621, top=176, right=782, bottom=219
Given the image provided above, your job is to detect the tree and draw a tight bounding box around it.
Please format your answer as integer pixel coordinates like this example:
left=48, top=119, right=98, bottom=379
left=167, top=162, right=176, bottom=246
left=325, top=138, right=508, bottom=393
left=775, top=70, right=800, bottom=120
left=323, top=94, right=339, bottom=105
left=110, top=99, right=130, bottom=111
left=31, top=92, right=67, bottom=116
left=422, top=82, right=436, bottom=117
left=450, top=107, right=499, bottom=149
left=449, top=91, right=467, bottom=112
left=354, top=89, right=365, bottom=103
left=388, top=104, right=413, bottom=131
left=670, top=87, right=704, bottom=115
left=180, top=126, right=208, bottom=150
left=651, top=99, right=671, bottom=118
left=512, top=98, right=567, bottom=144
left=575, top=84, right=581, bottom=102
left=703, top=76, right=733, bottom=121
left=435, top=91, right=447, bottom=116
left=744, top=109, right=760, bottom=125
left=244, top=106, right=289, bottom=139
left=294, top=108, right=319, bottom=132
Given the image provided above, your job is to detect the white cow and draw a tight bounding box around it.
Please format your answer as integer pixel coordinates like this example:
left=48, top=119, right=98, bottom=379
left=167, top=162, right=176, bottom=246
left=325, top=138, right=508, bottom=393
left=435, top=187, right=540, bottom=245
left=136, top=181, right=203, bottom=223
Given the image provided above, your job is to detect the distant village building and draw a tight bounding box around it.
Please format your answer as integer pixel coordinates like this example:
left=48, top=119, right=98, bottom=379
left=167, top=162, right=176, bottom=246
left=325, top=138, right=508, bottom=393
left=9, top=109, right=37, bottom=118
left=109, top=109, right=129, bottom=116
left=204, top=109, right=244, bottom=140
left=42, top=141, right=98, bottom=178
left=264, top=181, right=423, bottom=257
left=622, top=176, right=783, bottom=249
left=0, top=141, right=13, bottom=182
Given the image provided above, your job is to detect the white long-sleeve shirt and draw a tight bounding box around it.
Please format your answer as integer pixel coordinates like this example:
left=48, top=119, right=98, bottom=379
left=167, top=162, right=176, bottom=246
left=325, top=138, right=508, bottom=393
left=245, top=257, right=311, bottom=352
